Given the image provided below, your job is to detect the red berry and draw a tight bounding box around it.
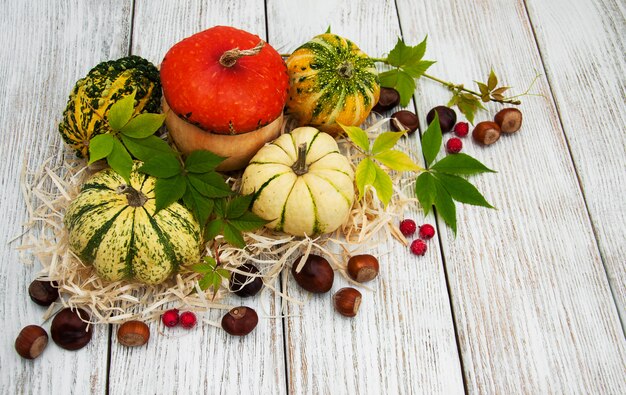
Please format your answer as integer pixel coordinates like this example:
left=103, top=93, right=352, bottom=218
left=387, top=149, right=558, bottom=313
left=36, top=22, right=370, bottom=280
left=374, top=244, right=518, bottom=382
left=180, top=312, right=197, bottom=329
left=419, top=224, right=436, bottom=240
left=399, top=219, right=417, bottom=236
left=453, top=122, right=469, bottom=137
left=446, top=138, right=463, bottom=154
left=162, top=309, right=180, bottom=327
left=410, top=239, right=427, bottom=256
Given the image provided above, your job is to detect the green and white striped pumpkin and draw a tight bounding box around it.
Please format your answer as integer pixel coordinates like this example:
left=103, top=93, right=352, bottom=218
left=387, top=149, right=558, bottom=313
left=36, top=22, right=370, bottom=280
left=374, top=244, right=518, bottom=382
left=285, top=34, right=380, bottom=135
left=64, top=166, right=201, bottom=285
left=241, top=127, right=354, bottom=236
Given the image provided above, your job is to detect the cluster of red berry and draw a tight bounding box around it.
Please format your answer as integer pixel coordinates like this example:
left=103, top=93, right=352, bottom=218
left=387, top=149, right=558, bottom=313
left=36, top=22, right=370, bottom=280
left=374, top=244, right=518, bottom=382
left=445, top=122, right=469, bottom=154
left=161, top=309, right=197, bottom=329
left=399, top=219, right=436, bottom=256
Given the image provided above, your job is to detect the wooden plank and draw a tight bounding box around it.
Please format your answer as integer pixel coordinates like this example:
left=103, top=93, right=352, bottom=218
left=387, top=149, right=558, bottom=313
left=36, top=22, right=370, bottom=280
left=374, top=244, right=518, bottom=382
left=266, top=1, right=465, bottom=393
left=106, top=2, right=287, bottom=394
left=0, top=1, right=132, bottom=393
left=525, top=0, right=626, bottom=328
left=395, top=0, right=626, bottom=393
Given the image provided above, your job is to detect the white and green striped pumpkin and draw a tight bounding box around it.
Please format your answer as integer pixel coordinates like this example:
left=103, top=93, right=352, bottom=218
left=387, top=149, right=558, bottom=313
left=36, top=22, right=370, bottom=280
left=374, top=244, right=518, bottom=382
left=64, top=166, right=201, bottom=285
left=285, top=34, right=380, bottom=135
left=241, top=127, right=354, bottom=236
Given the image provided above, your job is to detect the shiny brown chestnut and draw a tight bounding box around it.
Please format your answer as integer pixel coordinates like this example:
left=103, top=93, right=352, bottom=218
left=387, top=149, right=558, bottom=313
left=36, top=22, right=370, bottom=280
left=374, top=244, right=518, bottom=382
left=373, top=87, right=401, bottom=113
left=51, top=308, right=93, bottom=351
left=391, top=110, right=420, bottom=134
left=230, top=263, right=263, bottom=297
left=426, top=106, right=457, bottom=133
left=291, top=254, right=334, bottom=293
left=347, top=254, right=379, bottom=283
left=28, top=280, right=59, bottom=306
left=15, top=325, right=48, bottom=359
left=472, top=121, right=501, bottom=145
left=494, top=108, right=523, bottom=133
left=333, top=288, right=362, bottom=317
left=221, top=306, right=259, bottom=336
left=117, top=321, right=150, bottom=347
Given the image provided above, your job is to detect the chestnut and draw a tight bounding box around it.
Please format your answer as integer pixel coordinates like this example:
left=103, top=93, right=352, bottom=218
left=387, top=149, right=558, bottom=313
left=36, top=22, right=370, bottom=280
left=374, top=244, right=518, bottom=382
left=230, top=263, right=263, bottom=297
left=390, top=110, right=420, bottom=134
left=347, top=254, right=379, bottom=283
left=472, top=121, right=501, bottom=145
left=291, top=254, right=334, bottom=293
left=221, top=306, right=258, bottom=336
left=15, top=325, right=48, bottom=359
left=426, top=106, right=457, bottom=133
left=333, top=288, right=362, bottom=317
left=51, top=308, right=93, bottom=350
left=28, top=279, right=59, bottom=306
left=117, top=321, right=150, bottom=347
left=494, top=108, right=522, bottom=133
left=373, top=87, right=401, bottom=113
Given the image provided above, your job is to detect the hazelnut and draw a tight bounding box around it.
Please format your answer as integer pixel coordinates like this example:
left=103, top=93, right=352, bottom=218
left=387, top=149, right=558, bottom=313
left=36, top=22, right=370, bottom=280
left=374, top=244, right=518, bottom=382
left=15, top=325, right=48, bottom=359
left=51, top=308, right=93, bottom=350
left=373, top=87, right=400, bottom=113
left=333, top=288, right=362, bottom=317
left=390, top=110, right=419, bottom=134
left=221, top=306, right=258, bottom=336
left=426, top=106, right=457, bottom=133
left=347, top=254, right=379, bottom=283
left=291, top=254, right=334, bottom=293
left=472, top=121, right=501, bottom=145
left=28, top=279, right=59, bottom=306
left=494, top=108, right=522, bottom=133
left=230, top=263, right=263, bottom=297
left=117, top=321, right=150, bottom=347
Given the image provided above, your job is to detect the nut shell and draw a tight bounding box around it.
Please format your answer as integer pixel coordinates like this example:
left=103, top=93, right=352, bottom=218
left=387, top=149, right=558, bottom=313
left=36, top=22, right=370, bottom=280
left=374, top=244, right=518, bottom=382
left=472, top=121, right=501, bottom=145
left=373, top=87, right=400, bottom=113
left=291, top=254, right=334, bottom=293
left=333, top=288, right=362, bottom=317
left=427, top=106, right=457, bottom=133
left=221, top=306, right=259, bottom=336
left=51, top=308, right=93, bottom=351
left=15, top=325, right=48, bottom=359
left=117, top=321, right=150, bottom=347
left=28, top=280, right=59, bottom=306
left=230, top=263, right=263, bottom=297
left=391, top=110, right=420, bottom=134
left=347, top=255, right=379, bottom=283
left=494, top=108, right=523, bottom=133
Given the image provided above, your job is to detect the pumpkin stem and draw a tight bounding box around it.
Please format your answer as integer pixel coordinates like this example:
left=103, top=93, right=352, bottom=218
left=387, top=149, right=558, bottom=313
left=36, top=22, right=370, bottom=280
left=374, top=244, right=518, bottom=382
left=337, top=61, right=354, bottom=79
left=292, top=143, right=308, bottom=176
left=117, top=184, right=148, bottom=207
left=219, top=41, right=265, bottom=68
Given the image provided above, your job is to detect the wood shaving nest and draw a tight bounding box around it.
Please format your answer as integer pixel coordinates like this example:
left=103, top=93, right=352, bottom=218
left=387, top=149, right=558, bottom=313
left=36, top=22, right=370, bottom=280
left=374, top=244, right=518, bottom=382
left=17, top=114, right=420, bottom=325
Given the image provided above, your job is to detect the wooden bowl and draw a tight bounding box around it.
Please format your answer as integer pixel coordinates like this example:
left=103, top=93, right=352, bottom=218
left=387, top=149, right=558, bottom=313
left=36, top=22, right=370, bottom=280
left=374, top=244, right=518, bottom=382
left=163, top=100, right=283, bottom=171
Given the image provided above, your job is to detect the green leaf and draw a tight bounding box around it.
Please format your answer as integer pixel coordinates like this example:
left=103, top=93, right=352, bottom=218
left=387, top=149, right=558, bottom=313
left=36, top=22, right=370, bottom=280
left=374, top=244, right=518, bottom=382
left=476, top=82, right=489, bottom=96
left=488, top=69, right=498, bottom=91
left=184, top=150, right=226, bottom=173
left=188, top=172, right=232, bottom=198
left=223, top=222, right=246, bottom=248
left=225, top=194, right=254, bottom=219
left=229, top=211, right=268, bottom=232
left=379, top=69, right=415, bottom=107
left=213, top=199, right=225, bottom=217
left=434, top=173, right=494, bottom=208
left=340, top=124, right=370, bottom=152
left=492, top=86, right=510, bottom=95
left=107, top=139, right=133, bottom=182
left=120, top=113, right=166, bottom=138
left=415, top=172, right=436, bottom=215
left=190, top=262, right=213, bottom=274
left=430, top=153, right=496, bottom=175
left=386, top=36, right=428, bottom=68
left=372, top=163, right=393, bottom=206
left=108, top=91, right=136, bottom=130
left=433, top=178, right=457, bottom=234
left=325, top=25, right=331, bottom=33
left=182, top=183, right=214, bottom=226
left=88, top=133, right=115, bottom=164
left=421, top=112, right=442, bottom=167
left=402, top=60, right=436, bottom=79
left=355, top=158, right=377, bottom=198
left=374, top=150, right=421, bottom=171
left=371, top=131, right=405, bottom=155
left=121, top=135, right=172, bottom=161
left=198, top=275, right=213, bottom=291
left=154, top=174, right=186, bottom=213
left=139, top=153, right=181, bottom=178
left=205, top=219, right=225, bottom=241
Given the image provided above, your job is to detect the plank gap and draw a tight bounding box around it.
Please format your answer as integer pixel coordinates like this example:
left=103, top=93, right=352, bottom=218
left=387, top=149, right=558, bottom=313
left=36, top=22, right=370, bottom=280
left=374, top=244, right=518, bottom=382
left=521, top=0, right=625, bottom=335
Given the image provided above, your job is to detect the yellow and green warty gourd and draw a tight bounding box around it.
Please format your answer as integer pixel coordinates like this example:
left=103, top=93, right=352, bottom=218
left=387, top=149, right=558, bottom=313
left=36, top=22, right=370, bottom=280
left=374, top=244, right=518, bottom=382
left=64, top=165, right=201, bottom=285
left=241, top=127, right=354, bottom=236
left=286, top=34, right=380, bottom=135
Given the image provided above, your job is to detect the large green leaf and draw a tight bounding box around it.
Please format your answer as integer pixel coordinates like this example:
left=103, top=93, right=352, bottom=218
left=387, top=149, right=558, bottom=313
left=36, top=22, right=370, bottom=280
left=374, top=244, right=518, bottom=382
left=120, top=113, right=166, bottom=138
left=371, top=131, right=406, bottom=155
left=121, top=135, right=172, bottom=161
left=188, top=172, right=232, bottom=198
left=421, top=112, right=442, bottom=167
left=433, top=178, right=457, bottom=234
left=415, top=172, right=436, bottom=215
left=107, top=139, right=133, bottom=182
left=372, top=163, right=393, bottom=206
left=434, top=173, right=494, bottom=208
left=184, top=150, right=225, bottom=173
left=139, top=153, right=181, bottom=178
left=107, top=91, right=135, bottom=130
left=374, top=150, right=421, bottom=171
left=430, top=153, right=496, bottom=175
left=182, top=183, right=214, bottom=226
left=379, top=69, right=415, bottom=107
left=223, top=222, right=245, bottom=248
left=340, top=124, right=370, bottom=152
left=88, top=133, right=115, bottom=164
left=154, top=174, right=186, bottom=213
left=355, top=158, right=377, bottom=198
left=229, top=211, right=267, bottom=232
left=225, top=194, right=254, bottom=219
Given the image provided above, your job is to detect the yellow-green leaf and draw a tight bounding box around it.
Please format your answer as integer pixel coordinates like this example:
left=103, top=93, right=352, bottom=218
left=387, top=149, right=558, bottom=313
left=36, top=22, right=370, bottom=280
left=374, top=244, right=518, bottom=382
left=340, top=124, right=370, bottom=152
left=120, top=113, right=166, bottom=138
left=374, top=150, right=421, bottom=171
left=107, top=139, right=133, bottom=182
left=108, top=91, right=136, bottom=131
left=355, top=158, right=376, bottom=198
left=88, top=134, right=115, bottom=164
left=371, top=131, right=406, bottom=155
left=372, top=163, right=393, bottom=206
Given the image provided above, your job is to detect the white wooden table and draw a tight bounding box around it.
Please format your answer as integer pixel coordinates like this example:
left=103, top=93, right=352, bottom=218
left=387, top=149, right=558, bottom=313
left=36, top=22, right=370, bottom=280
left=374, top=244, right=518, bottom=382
left=2, top=1, right=625, bottom=393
